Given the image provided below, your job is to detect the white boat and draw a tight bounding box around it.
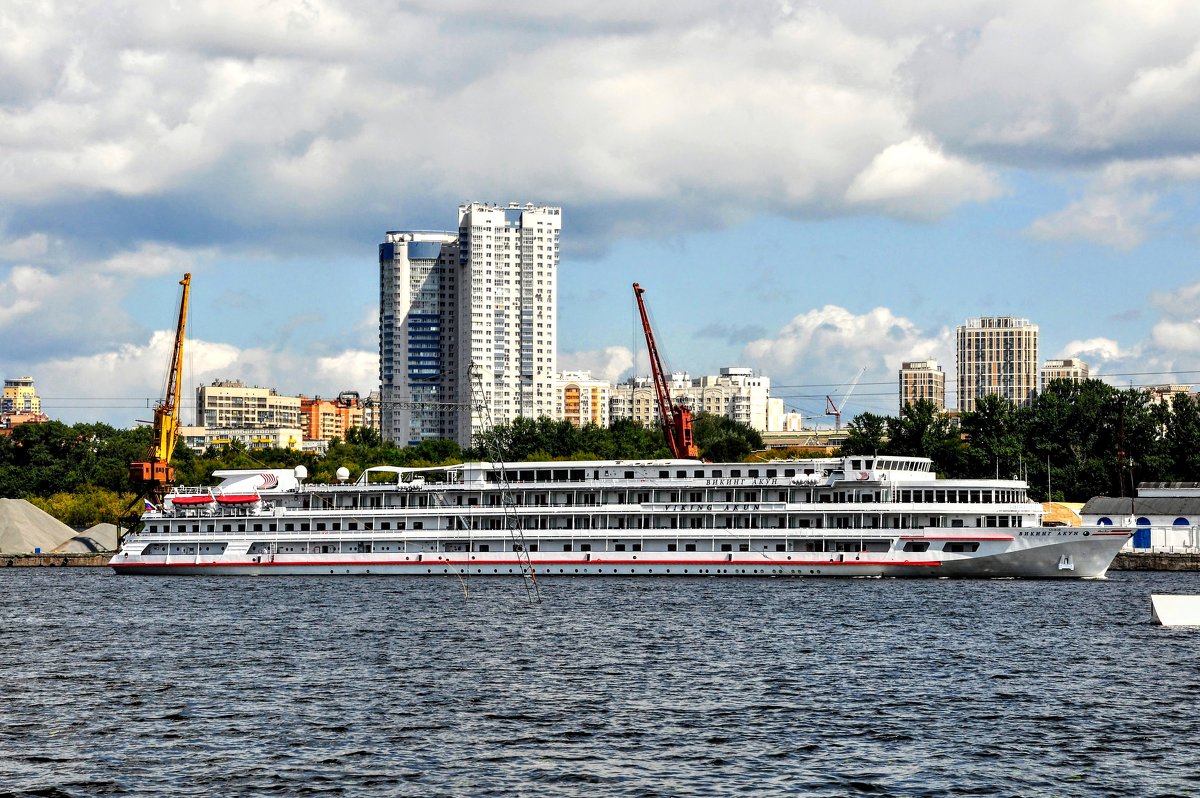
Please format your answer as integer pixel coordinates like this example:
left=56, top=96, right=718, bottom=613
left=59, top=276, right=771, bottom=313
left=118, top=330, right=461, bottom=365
left=111, top=455, right=1131, bottom=578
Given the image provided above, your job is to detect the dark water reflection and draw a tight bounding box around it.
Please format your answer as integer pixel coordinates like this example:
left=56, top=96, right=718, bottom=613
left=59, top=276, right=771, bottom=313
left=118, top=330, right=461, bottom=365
left=2, top=570, right=1198, bottom=797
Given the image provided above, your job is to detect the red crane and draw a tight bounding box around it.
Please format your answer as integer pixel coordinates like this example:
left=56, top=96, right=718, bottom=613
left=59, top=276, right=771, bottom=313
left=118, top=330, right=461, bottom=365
left=633, top=282, right=699, bottom=460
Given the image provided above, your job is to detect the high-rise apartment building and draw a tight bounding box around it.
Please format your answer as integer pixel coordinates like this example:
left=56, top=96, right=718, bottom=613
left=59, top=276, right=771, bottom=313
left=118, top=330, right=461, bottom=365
left=379, top=231, right=460, bottom=446
left=379, top=203, right=561, bottom=448
left=2, top=377, right=40, bottom=415
left=955, top=317, right=1039, bottom=412
left=898, top=360, right=945, bottom=412
left=1040, top=358, right=1089, bottom=392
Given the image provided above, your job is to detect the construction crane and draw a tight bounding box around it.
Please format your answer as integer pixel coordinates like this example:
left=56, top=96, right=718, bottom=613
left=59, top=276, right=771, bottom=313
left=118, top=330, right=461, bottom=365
left=130, top=273, right=191, bottom=503
left=825, top=366, right=866, bottom=430
left=633, top=282, right=699, bottom=460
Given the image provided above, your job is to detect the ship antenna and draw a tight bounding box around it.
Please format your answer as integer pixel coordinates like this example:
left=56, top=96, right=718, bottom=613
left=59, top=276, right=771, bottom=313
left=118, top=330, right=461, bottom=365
left=469, top=362, right=542, bottom=603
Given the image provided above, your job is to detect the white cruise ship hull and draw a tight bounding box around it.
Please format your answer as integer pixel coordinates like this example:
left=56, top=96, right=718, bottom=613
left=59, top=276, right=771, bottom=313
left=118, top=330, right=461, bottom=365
left=112, top=456, right=1131, bottom=580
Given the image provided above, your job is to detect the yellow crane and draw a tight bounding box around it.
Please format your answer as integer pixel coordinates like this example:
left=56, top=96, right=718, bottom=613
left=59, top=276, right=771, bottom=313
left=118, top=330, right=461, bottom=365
left=130, top=273, right=191, bottom=502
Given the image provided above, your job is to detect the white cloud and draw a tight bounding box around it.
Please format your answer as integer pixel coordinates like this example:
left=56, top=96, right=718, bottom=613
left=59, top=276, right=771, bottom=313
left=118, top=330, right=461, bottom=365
left=1152, top=320, right=1200, bottom=352
left=1058, top=337, right=1124, bottom=362
left=0, top=232, right=50, bottom=260
left=1026, top=193, right=1159, bottom=249
left=559, top=346, right=635, bottom=384
left=845, top=136, right=1001, bottom=218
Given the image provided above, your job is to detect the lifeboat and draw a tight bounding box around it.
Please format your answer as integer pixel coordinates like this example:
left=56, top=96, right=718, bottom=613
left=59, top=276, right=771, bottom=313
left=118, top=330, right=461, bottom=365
left=170, top=494, right=214, bottom=506
left=215, top=493, right=261, bottom=505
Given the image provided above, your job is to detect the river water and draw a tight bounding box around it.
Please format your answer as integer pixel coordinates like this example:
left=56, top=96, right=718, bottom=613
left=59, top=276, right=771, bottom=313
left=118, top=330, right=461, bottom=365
left=2, top=569, right=1198, bottom=797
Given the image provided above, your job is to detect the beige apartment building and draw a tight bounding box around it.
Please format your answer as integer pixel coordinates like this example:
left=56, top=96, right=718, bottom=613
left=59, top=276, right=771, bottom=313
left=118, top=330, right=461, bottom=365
left=196, top=379, right=301, bottom=429
left=553, top=371, right=610, bottom=428
left=898, top=360, right=946, bottom=412
left=956, top=317, right=1039, bottom=412
left=1040, top=358, right=1090, bottom=392
left=609, top=367, right=774, bottom=432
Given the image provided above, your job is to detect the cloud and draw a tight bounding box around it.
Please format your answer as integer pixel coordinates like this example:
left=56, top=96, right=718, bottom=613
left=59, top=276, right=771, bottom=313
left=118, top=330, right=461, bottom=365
left=559, top=346, right=635, bottom=384
left=844, top=136, right=1001, bottom=218
left=1058, top=337, right=1124, bottom=363
left=1026, top=193, right=1159, bottom=249
left=742, top=305, right=952, bottom=415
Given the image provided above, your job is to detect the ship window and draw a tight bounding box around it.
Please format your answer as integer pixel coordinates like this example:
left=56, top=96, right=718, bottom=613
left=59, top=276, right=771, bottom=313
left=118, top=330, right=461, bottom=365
left=711, top=470, right=722, bottom=478
left=285, top=523, right=294, bottom=531
left=667, top=543, right=677, bottom=552
left=677, top=471, right=687, bottom=478
left=767, top=469, right=777, bottom=478
left=222, top=524, right=231, bottom=532
left=776, top=544, right=785, bottom=552
left=902, top=542, right=929, bottom=552
left=301, top=523, right=310, bottom=531
left=739, top=543, right=749, bottom=552
left=237, top=524, right=245, bottom=532
left=851, top=460, right=861, bottom=470
left=624, top=471, right=634, bottom=479
left=748, top=470, right=759, bottom=478
left=528, top=544, right=538, bottom=552
left=332, top=523, right=341, bottom=531
left=316, top=523, right=326, bottom=531
left=785, top=469, right=795, bottom=477
left=381, top=522, right=391, bottom=530
left=348, top=522, right=358, bottom=530
left=944, top=542, right=980, bottom=553
left=951, top=519, right=964, bottom=527
left=206, top=524, right=214, bottom=532
left=720, top=543, right=732, bottom=552
left=731, top=470, right=741, bottom=477
left=580, top=544, right=591, bottom=552
left=563, top=544, right=572, bottom=552
left=694, top=470, right=704, bottom=478
left=479, top=544, right=489, bottom=552
left=615, top=543, right=626, bottom=552
left=659, top=471, right=669, bottom=479
left=252, top=523, right=262, bottom=532
left=685, top=543, right=696, bottom=552
left=632, top=543, right=642, bottom=552
left=413, top=522, right=423, bottom=529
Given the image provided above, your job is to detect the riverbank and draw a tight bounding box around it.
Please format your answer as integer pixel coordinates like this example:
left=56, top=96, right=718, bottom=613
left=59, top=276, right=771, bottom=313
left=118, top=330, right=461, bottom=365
left=2, top=553, right=112, bottom=567
left=1112, top=551, right=1200, bottom=571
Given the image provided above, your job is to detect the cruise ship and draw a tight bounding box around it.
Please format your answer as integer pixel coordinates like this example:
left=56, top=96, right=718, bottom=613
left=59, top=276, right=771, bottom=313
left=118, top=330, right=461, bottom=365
left=110, top=455, right=1131, bottom=578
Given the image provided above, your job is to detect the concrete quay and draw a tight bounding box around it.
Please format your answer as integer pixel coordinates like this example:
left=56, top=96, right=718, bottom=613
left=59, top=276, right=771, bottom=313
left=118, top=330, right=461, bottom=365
left=1112, top=552, right=1200, bottom=571
left=2, top=553, right=113, bottom=568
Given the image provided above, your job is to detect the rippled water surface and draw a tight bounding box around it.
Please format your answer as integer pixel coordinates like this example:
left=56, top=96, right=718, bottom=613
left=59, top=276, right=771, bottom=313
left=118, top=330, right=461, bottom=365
left=2, top=569, right=1200, bottom=797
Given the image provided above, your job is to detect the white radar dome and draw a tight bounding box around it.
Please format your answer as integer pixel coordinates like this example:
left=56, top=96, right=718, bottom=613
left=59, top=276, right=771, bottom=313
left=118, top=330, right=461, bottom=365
left=294, top=465, right=308, bottom=481
left=336, top=466, right=351, bottom=482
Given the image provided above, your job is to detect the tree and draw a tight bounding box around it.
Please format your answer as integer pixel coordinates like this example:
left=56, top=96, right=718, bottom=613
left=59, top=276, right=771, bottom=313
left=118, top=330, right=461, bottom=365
left=839, top=412, right=888, bottom=456
left=692, top=413, right=762, bottom=462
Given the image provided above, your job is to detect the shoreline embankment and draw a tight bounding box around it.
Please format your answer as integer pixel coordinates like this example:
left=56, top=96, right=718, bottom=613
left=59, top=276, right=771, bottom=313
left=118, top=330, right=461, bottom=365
left=2, top=553, right=113, bottom=567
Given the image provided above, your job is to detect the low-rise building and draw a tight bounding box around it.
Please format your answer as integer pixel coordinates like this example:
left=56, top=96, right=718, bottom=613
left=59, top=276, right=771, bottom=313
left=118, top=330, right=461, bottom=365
left=1080, top=482, right=1200, bottom=552
left=1040, top=358, right=1089, bottom=391
left=609, top=367, right=773, bottom=431
left=196, top=379, right=301, bottom=429
left=300, top=394, right=368, bottom=443
left=179, top=425, right=305, bottom=453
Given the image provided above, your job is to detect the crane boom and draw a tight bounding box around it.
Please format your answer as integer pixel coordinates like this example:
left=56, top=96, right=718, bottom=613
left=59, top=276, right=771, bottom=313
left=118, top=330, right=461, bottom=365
left=633, top=282, right=698, bottom=459
left=130, top=273, right=191, bottom=499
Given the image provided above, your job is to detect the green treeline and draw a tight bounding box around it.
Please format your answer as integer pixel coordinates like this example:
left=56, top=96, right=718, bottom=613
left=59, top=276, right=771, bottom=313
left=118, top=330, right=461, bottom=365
left=3, top=380, right=1189, bottom=525
left=840, top=379, right=1200, bottom=501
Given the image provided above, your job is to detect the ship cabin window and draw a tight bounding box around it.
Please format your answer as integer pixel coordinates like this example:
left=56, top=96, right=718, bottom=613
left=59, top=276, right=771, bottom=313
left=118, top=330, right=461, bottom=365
left=739, top=543, right=750, bottom=552
left=563, top=544, right=572, bottom=552
left=571, top=469, right=585, bottom=481
left=685, top=543, right=696, bottom=552
left=951, top=519, right=965, bottom=527
left=364, top=522, right=373, bottom=530
left=624, top=471, right=634, bottom=479
left=237, top=524, right=245, bottom=532
left=632, top=543, right=642, bottom=552
left=381, top=522, right=390, bottom=530
left=520, top=470, right=534, bottom=482
left=412, top=522, right=423, bottom=529
left=478, top=544, right=489, bottom=552
left=677, top=471, right=687, bottom=478
left=667, top=543, right=677, bottom=552
left=615, top=543, right=626, bottom=552
left=864, top=460, right=873, bottom=469
left=528, top=544, right=538, bottom=552
left=694, top=470, right=704, bottom=478
left=785, top=469, right=795, bottom=477
left=221, top=524, right=231, bottom=532
left=776, top=543, right=785, bottom=552
left=766, top=469, right=777, bottom=478
left=301, top=523, right=310, bottom=531
left=348, top=522, right=357, bottom=530
left=720, top=543, right=732, bottom=552
left=903, top=542, right=929, bottom=552
left=748, top=469, right=759, bottom=477
left=252, top=523, right=262, bottom=532
left=659, top=471, right=669, bottom=479
left=285, top=523, right=294, bottom=531
left=944, top=542, right=980, bottom=553
left=731, top=470, right=741, bottom=477
left=316, top=522, right=326, bottom=531
left=206, top=524, right=214, bottom=532
left=332, top=523, right=341, bottom=531
left=537, top=470, right=551, bottom=481
left=970, top=490, right=980, bottom=502
left=580, top=544, right=592, bottom=552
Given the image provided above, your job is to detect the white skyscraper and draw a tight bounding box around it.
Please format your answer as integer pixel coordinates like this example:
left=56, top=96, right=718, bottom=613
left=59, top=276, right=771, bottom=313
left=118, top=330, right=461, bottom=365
left=379, top=203, right=561, bottom=448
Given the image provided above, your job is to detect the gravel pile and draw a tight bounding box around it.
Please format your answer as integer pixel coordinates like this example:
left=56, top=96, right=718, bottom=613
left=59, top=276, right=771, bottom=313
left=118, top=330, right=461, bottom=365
left=54, top=522, right=120, bottom=553
left=0, top=499, right=82, bottom=554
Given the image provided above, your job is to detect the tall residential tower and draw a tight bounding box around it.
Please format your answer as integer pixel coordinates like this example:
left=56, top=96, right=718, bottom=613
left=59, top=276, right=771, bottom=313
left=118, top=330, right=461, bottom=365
left=379, top=203, right=561, bottom=448
left=956, top=316, right=1039, bottom=412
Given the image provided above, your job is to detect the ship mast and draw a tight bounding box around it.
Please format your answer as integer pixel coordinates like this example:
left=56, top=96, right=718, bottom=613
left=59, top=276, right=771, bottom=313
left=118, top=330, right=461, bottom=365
left=633, top=282, right=699, bottom=460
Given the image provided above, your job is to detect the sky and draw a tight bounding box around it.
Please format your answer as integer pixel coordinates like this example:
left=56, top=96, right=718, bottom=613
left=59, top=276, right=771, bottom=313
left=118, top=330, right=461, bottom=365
left=4, top=0, right=1200, bottom=427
